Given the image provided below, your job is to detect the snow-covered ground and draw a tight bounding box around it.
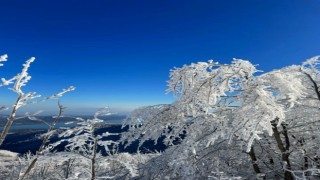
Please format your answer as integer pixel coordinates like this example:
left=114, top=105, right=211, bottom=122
left=0, top=151, right=156, bottom=180
left=0, top=150, right=18, bottom=162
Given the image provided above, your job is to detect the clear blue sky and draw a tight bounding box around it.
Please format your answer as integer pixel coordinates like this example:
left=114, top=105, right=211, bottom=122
left=0, top=0, right=319, bottom=115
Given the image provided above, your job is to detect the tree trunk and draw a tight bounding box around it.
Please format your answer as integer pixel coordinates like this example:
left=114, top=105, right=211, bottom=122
left=272, top=121, right=294, bottom=180
left=304, top=72, right=320, bottom=101
left=91, top=138, right=98, bottom=180
left=248, top=146, right=261, bottom=174
left=0, top=95, right=21, bottom=146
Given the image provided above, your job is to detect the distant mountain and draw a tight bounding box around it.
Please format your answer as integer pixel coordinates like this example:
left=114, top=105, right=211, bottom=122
left=0, top=114, right=127, bottom=126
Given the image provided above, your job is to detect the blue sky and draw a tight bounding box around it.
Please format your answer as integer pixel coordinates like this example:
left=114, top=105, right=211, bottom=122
left=0, top=0, right=319, bottom=115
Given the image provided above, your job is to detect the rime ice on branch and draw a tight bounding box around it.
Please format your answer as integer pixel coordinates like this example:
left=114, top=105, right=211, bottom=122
left=122, top=56, right=320, bottom=179
left=0, top=55, right=75, bottom=146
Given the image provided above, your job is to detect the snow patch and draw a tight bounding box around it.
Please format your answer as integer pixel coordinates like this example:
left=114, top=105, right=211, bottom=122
left=0, top=150, right=19, bottom=162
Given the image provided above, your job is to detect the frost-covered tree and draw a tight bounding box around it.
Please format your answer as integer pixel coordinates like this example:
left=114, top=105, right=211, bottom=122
left=121, top=56, right=320, bottom=179
left=48, top=107, right=145, bottom=180
left=19, top=102, right=66, bottom=179
left=48, top=107, right=115, bottom=180
left=0, top=54, right=75, bottom=146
